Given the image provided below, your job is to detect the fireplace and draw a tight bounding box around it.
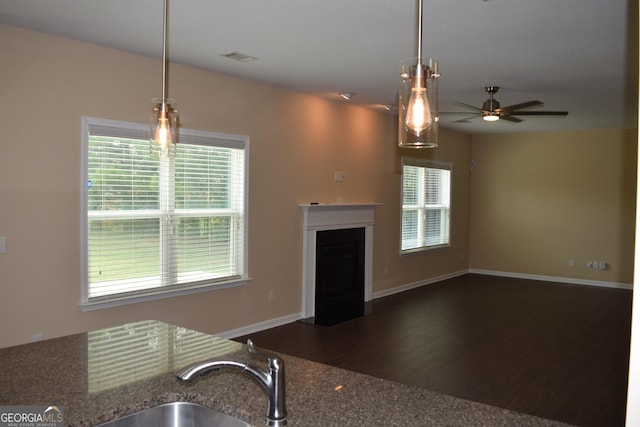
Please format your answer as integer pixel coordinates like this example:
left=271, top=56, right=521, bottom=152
left=299, top=203, right=380, bottom=325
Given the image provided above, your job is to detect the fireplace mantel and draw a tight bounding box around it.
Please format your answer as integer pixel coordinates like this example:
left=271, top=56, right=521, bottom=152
left=299, top=203, right=382, bottom=230
left=299, top=203, right=381, bottom=319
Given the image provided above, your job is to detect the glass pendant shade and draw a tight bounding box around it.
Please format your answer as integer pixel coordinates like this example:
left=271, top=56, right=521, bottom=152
left=399, top=58, right=439, bottom=148
left=151, top=98, right=178, bottom=157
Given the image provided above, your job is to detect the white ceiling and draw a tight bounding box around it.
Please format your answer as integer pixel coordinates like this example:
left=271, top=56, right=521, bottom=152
left=0, top=0, right=637, bottom=134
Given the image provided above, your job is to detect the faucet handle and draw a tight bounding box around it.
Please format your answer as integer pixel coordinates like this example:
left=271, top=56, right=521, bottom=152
left=247, top=339, right=271, bottom=359
left=247, top=339, right=282, bottom=368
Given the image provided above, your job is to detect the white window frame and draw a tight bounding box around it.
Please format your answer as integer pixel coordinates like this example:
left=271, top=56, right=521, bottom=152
left=400, top=157, right=452, bottom=254
left=80, top=117, right=249, bottom=310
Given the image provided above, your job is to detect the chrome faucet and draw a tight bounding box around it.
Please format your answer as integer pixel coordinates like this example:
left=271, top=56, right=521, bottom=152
left=176, top=339, right=287, bottom=427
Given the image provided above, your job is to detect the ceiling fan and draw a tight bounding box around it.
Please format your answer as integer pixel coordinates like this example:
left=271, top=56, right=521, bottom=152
left=443, top=86, right=568, bottom=123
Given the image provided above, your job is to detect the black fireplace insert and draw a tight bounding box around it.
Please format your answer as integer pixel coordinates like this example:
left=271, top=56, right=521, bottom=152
left=314, top=227, right=365, bottom=326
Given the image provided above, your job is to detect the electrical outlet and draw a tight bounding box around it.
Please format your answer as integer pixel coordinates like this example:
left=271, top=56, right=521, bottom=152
left=569, top=259, right=574, bottom=267
left=32, top=333, right=43, bottom=342
left=268, top=290, right=276, bottom=302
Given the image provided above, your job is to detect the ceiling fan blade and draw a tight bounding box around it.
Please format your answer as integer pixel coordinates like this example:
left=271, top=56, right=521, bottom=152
left=509, top=111, right=568, bottom=117
left=453, top=115, right=479, bottom=123
left=440, top=111, right=481, bottom=115
left=498, top=100, right=543, bottom=113
left=452, top=101, right=483, bottom=112
left=500, top=115, right=522, bottom=123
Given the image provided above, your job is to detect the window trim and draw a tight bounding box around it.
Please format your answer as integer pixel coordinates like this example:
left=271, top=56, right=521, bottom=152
left=80, top=117, right=250, bottom=311
left=400, top=157, right=452, bottom=255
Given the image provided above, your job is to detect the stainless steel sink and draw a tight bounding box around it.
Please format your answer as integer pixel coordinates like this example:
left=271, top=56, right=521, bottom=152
left=95, top=402, right=251, bottom=427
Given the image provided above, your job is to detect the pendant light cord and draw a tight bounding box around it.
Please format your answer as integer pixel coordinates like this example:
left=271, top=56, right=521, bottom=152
left=416, top=0, right=423, bottom=65
left=161, top=0, right=168, bottom=103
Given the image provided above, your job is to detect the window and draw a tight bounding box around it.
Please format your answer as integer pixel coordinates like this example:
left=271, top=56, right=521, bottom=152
left=81, top=117, right=248, bottom=309
left=401, top=158, right=451, bottom=253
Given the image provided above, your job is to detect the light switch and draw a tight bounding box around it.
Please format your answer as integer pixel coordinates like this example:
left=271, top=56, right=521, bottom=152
left=0, top=236, right=5, bottom=254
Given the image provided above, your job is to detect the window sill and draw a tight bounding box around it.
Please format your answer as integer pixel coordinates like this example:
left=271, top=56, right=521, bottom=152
left=80, top=277, right=251, bottom=312
left=400, top=243, right=451, bottom=256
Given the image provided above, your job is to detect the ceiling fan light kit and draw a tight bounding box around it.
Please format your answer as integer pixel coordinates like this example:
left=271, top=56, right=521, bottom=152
left=399, top=0, right=440, bottom=149
left=481, top=86, right=500, bottom=121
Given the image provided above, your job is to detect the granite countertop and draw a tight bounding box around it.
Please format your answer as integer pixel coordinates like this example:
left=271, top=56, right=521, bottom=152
left=0, top=320, right=572, bottom=426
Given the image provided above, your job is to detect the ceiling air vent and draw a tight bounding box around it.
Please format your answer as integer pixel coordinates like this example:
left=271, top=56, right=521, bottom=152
left=222, top=52, right=258, bottom=62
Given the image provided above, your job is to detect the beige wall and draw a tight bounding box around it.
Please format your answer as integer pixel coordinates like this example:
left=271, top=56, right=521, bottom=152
left=0, top=24, right=471, bottom=348
left=469, top=129, right=637, bottom=284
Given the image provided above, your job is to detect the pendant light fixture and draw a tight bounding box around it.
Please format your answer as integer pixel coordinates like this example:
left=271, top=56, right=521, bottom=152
left=399, top=0, right=440, bottom=148
left=150, top=0, right=178, bottom=157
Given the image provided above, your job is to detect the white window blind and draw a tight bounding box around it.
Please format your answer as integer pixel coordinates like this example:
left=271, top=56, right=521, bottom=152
left=401, top=158, right=451, bottom=253
left=82, top=118, right=248, bottom=307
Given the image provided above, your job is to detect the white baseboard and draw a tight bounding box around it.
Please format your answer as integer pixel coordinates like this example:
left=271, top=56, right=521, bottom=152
left=469, top=268, right=633, bottom=290
left=372, top=269, right=469, bottom=300
left=217, top=312, right=304, bottom=340
left=372, top=268, right=632, bottom=302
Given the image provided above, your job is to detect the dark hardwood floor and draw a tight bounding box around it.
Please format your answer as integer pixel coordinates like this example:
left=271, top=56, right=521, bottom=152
left=235, top=274, right=632, bottom=426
